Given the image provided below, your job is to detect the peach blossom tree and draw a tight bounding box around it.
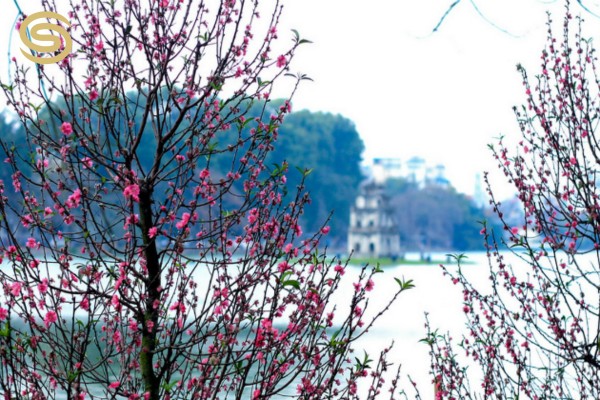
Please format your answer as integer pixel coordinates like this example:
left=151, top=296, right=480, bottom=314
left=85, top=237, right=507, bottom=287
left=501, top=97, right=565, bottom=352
left=426, top=6, right=600, bottom=399
left=0, top=0, right=410, bottom=398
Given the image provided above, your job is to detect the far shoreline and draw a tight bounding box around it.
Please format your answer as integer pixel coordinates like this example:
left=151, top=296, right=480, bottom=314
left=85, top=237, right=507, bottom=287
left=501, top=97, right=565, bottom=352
left=346, top=254, right=476, bottom=267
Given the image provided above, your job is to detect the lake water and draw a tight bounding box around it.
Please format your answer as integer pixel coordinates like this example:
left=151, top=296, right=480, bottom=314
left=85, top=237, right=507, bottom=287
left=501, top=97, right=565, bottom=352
left=339, top=251, right=492, bottom=399
left=2, top=251, right=498, bottom=399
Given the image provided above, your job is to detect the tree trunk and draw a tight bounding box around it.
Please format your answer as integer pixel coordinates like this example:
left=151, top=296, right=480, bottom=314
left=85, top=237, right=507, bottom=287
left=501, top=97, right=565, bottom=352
left=138, top=183, right=161, bottom=400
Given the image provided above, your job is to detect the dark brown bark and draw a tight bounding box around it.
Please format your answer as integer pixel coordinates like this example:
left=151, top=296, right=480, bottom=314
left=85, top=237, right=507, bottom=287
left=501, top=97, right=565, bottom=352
left=138, top=181, right=161, bottom=400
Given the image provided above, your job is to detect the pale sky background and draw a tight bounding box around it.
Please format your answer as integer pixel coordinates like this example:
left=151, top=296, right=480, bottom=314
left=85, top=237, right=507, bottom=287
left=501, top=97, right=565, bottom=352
left=279, top=0, right=600, bottom=199
left=3, top=0, right=600, bottom=199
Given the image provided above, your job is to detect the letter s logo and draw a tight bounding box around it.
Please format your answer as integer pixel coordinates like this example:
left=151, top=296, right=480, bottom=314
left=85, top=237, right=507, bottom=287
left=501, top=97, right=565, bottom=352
left=19, top=11, right=72, bottom=65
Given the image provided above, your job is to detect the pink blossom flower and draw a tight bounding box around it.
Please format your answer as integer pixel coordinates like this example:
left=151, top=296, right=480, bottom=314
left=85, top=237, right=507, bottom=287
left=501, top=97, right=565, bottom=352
left=199, top=169, right=210, bottom=179
left=37, top=158, right=49, bottom=169
left=248, top=208, right=258, bottom=224
left=81, top=157, right=93, bottom=169
left=38, top=279, right=48, bottom=294
left=148, top=227, right=158, bottom=238
left=277, top=261, right=289, bottom=273
left=89, top=88, right=99, bottom=101
left=321, top=226, right=330, bottom=234
left=26, top=237, right=38, bottom=249
left=128, top=318, right=138, bottom=332
left=10, top=282, right=22, bottom=296
left=108, top=381, right=120, bottom=390
left=365, top=279, right=374, bottom=292
left=293, top=224, right=302, bottom=236
left=60, top=122, right=73, bottom=136
left=123, top=214, right=139, bottom=230
left=0, top=307, right=8, bottom=321
left=510, top=227, right=520, bottom=235
left=21, top=214, right=34, bottom=227
left=44, top=310, right=58, bottom=327
left=80, top=297, right=89, bottom=311
left=176, top=212, right=191, bottom=229
left=111, top=294, right=120, bottom=308
left=123, top=184, right=140, bottom=202
left=66, top=189, right=82, bottom=209
left=334, top=264, right=345, bottom=275
left=276, top=54, right=287, bottom=68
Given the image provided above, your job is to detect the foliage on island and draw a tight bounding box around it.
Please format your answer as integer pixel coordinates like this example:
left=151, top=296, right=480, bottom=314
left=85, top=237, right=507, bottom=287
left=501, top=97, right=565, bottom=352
left=386, top=177, right=502, bottom=252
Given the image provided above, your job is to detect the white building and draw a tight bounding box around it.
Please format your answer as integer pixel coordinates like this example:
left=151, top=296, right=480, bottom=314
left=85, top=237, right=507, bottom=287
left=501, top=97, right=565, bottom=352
left=368, top=157, right=449, bottom=188
left=371, top=158, right=403, bottom=183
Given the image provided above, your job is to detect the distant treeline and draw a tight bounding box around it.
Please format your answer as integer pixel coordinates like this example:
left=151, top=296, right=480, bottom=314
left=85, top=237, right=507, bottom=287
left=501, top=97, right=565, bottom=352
left=0, top=97, right=496, bottom=251
left=386, top=177, right=501, bottom=252
left=0, top=97, right=363, bottom=245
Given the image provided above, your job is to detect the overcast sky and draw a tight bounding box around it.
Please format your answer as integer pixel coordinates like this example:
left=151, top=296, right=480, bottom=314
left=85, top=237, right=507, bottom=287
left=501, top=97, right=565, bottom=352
left=3, top=1, right=600, bottom=199
left=278, top=0, right=600, bottom=198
